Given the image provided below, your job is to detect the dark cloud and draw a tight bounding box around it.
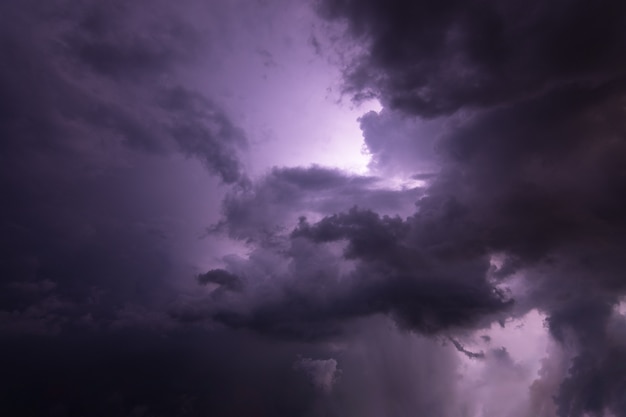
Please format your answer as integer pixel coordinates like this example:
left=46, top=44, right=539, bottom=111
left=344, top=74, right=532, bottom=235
left=166, top=0, right=626, bottom=407
left=311, top=0, right=626, bottom=414
left=449, top=337, right=485, bottom=359
left=62, top=1, right=199, bottom=80
left=214, top=165, right=421, bottom=243
left=197, top=269, right=244, bottom=292
left=0, top=0, right=247, bottom=184
left=292, top=209, right=512, bottom=333
left=0, top=1, right=257, bottom=414
left=319, top=0, right=626, bottom=117
left=180, top=203, right=511, bottom=341
left=5, top=0, right=626, bottom=415
left=159, top=87, right=248, bottom=184
left=0, top=0, right=249, bottom=333
left=190, top=166, right=506, bottom=340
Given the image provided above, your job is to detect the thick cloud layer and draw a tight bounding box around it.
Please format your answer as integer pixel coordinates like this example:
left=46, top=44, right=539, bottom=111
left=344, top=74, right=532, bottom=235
left=0, top=1, right=258, bottom=415
left=194, top=0, right=626, bottom=415
left=5, top=0, right=626, bottom=416
left=0, top=0, right=250, bottom=323
left=319, top=0, right=626, bottom=117
left=314, top=1, right=626, bottom=415
left=215, top=165, right=421, bottom=242
left=0, top=0, right=247, bottom=185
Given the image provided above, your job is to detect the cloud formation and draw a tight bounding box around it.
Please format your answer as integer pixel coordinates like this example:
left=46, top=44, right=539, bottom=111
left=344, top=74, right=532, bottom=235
left=0, top=0, right=247, bottom=185
left=313, top=0, right=626, bottom=415
left=194, top=0, right=626, bottom=414
left=4, top=0, right=626, bottom=415
left=319, top=0, right=626, bottom=117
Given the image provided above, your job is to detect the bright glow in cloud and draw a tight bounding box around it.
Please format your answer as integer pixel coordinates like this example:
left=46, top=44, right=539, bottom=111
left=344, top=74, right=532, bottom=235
left=455, top=310, right=551, bottom=416
left=457, top=309, right=550, bottom=375
left=192, top=0, right=382, bottom=177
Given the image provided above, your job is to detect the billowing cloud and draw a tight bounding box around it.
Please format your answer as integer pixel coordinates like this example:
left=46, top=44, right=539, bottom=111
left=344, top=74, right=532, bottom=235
left=5, top=0, right=626, bottom=415
left=0, top=0, right=247, bottom=185
left=0, top=1, right=255, bottom=414
left=0, top=0, right=250, bottom=334
left=313, top=0, right=626, bottom=415
left=318, top=0, right=626, bottom=117
left=186, top=0, right=626, bottom=414
left=177, top=165, right=512, bottom=340
left=214, top=165, right=421, bottom=243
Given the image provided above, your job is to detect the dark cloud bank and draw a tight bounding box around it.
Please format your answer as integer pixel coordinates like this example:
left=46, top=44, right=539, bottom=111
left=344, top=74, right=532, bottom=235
left=313, top=1, right=626, bottom=415
left=3, top=0, right=626, bottom=416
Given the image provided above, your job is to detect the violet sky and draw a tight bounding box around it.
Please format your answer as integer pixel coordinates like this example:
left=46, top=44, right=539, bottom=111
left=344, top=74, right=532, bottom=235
left=2, top=0, right=626, bottom=416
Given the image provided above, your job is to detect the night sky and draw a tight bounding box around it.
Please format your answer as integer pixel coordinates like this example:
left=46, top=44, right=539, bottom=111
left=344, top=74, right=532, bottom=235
left=2, top=1, right=626, bottom=416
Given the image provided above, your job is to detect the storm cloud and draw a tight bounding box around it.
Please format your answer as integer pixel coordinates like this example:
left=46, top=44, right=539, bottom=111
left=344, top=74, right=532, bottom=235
left=317, top=1, right=626, bottom=415
left=4, top=0, right=626, bottom=416
left=199, top=0, right=626, bottom=414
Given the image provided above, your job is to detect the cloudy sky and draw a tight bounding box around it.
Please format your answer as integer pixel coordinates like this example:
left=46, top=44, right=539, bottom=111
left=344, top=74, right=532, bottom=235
left=2, top=0, right=626, bottom=416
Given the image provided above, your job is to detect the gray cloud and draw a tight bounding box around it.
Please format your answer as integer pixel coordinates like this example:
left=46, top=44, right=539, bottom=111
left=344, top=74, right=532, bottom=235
left=0, top=0, right=247, bottom=185
left=5, top=0, right=626, bottom=415
left=197, top=268, right=244, bottom=292
left=180, top=0, right=626, bottom=413
left=313, top=0, right=626, bottom=414
left=0, top=2, right=256, bottom=414
left=359, top=108, right=441, bottom=176
left=0, top=0, right=250, bottom=334
left=214, top=165, right=421, bottom=244
left=319, top=0, right=626, bottom=117
left=180, top=198, right=512, bottom=341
